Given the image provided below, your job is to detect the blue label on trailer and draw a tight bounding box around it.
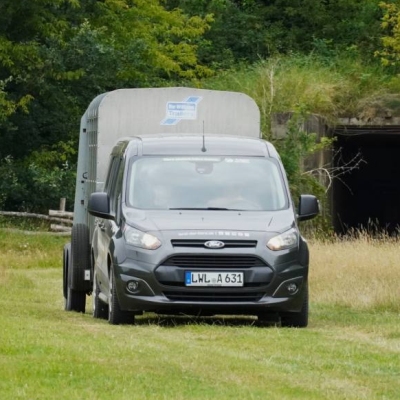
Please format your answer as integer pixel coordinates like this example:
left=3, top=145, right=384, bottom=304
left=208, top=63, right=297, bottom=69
left=161, top=96, right=202, bottom=125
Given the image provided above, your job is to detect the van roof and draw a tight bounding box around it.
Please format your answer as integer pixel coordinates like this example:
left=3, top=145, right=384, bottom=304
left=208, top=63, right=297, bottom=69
left=114, top=134, right=280, bottom=159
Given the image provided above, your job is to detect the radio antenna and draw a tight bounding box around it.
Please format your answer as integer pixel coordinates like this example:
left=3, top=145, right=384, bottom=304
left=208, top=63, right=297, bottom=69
left=201, top=120, right=207, bottom=152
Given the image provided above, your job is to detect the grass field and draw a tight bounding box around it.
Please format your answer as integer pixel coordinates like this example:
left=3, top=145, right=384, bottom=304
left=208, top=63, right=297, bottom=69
left=0, top=229, right=399, bottom=399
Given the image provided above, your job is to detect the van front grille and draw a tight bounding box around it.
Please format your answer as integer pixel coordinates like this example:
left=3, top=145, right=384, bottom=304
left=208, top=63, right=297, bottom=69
left=163, top=290, right=264, bottom=302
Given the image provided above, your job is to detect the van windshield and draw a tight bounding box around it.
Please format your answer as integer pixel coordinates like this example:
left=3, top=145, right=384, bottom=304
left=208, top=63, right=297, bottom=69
left=127, top=156, right=288, bottom=211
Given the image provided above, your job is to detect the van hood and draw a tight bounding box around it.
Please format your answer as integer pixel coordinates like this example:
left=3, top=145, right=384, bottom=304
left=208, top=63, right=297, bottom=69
left=124, top=208, right=295, bottom=234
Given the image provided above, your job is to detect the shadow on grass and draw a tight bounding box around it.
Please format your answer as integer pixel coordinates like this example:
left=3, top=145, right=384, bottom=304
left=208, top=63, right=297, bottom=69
left=135, top=313, right=280, bottom=328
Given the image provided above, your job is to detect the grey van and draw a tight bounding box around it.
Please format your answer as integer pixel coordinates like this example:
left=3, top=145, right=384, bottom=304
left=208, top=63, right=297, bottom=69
left=87, top=135, right=318, bottom=326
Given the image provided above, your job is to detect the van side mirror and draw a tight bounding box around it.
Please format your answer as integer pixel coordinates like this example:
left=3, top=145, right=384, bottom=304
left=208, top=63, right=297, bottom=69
left=88, top=192, right=114, bottom=220
left=298, top=194, right=319, bottom=221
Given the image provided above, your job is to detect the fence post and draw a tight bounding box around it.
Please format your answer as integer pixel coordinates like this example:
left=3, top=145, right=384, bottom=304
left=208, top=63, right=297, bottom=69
left=59, top=198, right=66, bottom=212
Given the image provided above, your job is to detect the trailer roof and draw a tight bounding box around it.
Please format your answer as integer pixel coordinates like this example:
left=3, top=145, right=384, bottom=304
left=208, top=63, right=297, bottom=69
left=84, top=87, right=260, bottom=137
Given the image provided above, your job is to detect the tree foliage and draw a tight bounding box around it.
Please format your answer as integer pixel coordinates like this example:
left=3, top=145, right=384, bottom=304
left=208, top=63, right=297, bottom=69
left=165, top=0, right=382, bottom=66
left=376, top=2, right=400, bottom=68
left=0, top=0, right=212, bottom=158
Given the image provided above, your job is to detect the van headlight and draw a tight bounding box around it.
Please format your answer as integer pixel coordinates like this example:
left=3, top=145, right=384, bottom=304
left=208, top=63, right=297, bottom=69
left=124, top=226, right=161, bottom=250
left=267, top=228, right=298, bottom=251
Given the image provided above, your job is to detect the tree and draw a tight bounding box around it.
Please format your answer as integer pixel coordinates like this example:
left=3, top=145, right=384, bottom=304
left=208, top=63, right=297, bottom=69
left=0, top=0, right=212, bottom=157
left=165, top=0, right=274, bottom=66
left=165, top=0, right=382, bottom=65
left=0, top=0, right=212, bottom=211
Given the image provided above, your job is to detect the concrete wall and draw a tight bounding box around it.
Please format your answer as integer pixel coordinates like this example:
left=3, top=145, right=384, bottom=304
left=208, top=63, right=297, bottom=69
left=272, top=113, right=400, bottom=233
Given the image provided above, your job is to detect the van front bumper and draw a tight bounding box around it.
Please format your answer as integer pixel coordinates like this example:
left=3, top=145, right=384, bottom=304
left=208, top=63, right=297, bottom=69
left=113, top=257, right=307, bottom=316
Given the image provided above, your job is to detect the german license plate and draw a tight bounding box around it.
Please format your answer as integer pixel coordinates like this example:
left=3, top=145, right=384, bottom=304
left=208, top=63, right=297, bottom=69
left=185, top=271, right=244, bottom=287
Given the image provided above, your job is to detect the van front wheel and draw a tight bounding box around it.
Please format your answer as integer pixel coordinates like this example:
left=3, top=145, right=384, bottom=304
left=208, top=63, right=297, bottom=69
left=280, top=284, right=309, bottom=328
left=93, top=269, right=108, bottom=319
left=108, top=266, right=135, bottom=325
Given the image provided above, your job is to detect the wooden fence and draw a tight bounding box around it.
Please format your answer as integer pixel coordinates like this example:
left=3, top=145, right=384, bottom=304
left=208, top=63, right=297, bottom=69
left=0, top=198, right=73, bottom=234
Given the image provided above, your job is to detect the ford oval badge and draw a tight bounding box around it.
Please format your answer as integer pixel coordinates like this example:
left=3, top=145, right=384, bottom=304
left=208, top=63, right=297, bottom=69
left=204, top=240, right=225, bottom=249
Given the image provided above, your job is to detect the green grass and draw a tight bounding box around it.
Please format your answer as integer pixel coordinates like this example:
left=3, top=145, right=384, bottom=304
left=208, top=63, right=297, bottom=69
left=1, top=230, right=400, bottom=399
left=0, top=216, right=51, bottom=232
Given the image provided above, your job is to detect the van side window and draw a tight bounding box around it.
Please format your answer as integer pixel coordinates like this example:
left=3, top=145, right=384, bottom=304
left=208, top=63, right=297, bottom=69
left=104, top=155, right=117, bottom=192
left=105, top=156, right=121, bottom=213
left=112, top=159, right=125, bottom=222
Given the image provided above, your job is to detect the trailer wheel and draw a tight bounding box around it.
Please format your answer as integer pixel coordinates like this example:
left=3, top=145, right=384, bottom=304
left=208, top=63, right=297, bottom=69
left=70, top=224, right=91, bottom=292
left=65, top=253, right=86, bottom=312
left=65, top=286, right=86, bottom=312
left=62, top=243, right=71, bottom=300
left=108, top=265, right=135, bottom=325
left=280, top=283, right=309, bottom=328
left=64, top=224, right=90, bottom=313
left=92, top=269, right=108, bottom=319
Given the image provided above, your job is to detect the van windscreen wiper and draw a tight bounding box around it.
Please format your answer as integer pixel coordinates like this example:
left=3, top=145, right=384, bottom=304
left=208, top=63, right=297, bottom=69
left=169, top=207, right=242, bottom=211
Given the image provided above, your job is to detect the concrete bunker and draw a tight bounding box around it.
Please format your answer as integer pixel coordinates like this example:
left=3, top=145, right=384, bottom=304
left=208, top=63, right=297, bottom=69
left=332, top=122, right=400, bottom=234
left=272, top=114, right=400, bottom=234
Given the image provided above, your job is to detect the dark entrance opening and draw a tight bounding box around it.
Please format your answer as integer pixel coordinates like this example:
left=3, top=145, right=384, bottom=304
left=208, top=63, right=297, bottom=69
left=332, top=127, right=400, bottom=234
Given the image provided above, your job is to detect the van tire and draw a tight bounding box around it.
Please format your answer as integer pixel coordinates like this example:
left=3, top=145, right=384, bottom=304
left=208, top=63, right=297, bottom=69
left=70, top=224, right=91, bottom=292
left=93, top=269, right=108, bottom=319
left=108, top=265, right=135, bottom=325
left=280, top=284, right=309, bottom=328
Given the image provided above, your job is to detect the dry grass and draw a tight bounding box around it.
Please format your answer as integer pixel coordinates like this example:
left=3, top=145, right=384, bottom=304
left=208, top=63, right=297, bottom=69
left=309, top=236, right=400, bottom=312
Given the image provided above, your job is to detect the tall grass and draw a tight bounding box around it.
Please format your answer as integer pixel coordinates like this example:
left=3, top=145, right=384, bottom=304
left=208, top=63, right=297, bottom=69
left=309, top=235, right=400, bottom=313
left=1, top=227, right=399, bottom=315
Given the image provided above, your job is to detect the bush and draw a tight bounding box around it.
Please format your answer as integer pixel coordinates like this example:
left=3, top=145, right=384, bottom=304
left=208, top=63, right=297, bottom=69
left=0, top=142, right=76, bottom=213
